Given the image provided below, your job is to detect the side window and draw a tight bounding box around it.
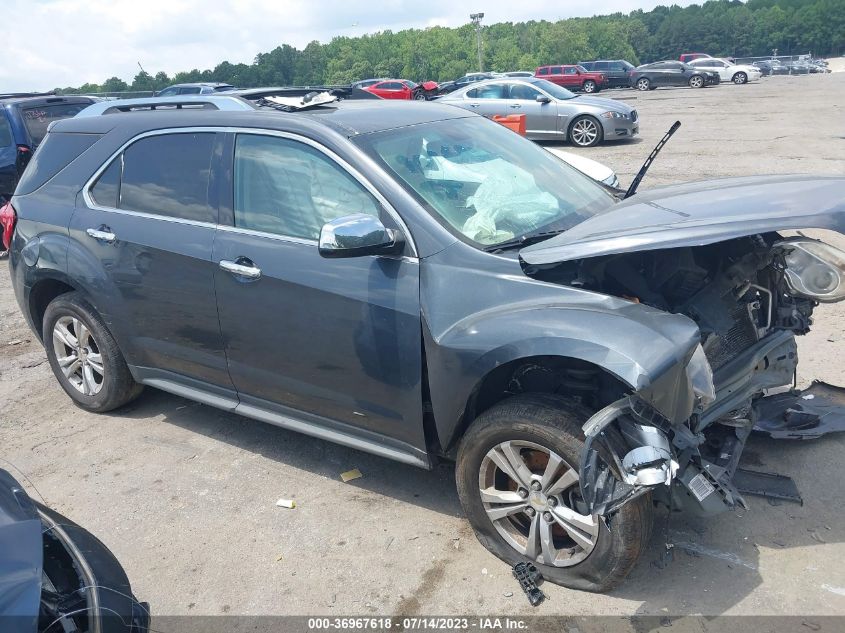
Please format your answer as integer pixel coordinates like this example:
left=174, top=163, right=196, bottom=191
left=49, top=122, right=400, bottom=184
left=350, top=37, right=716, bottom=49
left=550, top=67, right=562, bottom=75
left=90, top=157, right=121, bottom=208
left=233, top=134, right=380, bottom=240
left=120, top=133, right=215, bottom=222
left=507, top=83, right=540, bottom=100
left=0, top=113, right=11, bottom=147
left=466, top=88, right=478, bottom=98
left=475, top=84, right=505, bottom=99
left=564, top=67, right=577, bottom=75
left=537, top=67, right=549, bottom=76
left=595, top=62, right=609, bottom=71
left=609, top=62, right=624, bottom=71
left=178, top=87, right=202, bottom=95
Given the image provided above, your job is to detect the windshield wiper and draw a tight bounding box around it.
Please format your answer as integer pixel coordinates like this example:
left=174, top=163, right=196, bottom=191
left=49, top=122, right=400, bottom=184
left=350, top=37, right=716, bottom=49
left=624, top=120, right=681, bottom=199
left=484, top=229, right=564, bottom=253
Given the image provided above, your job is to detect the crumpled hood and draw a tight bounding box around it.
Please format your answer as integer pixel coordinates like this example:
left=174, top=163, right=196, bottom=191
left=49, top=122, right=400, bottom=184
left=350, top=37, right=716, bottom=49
left=0, top=470, right=42, bottom=633
left=521, top=175, right=845, bottom=265
left=566, top=94, right=633, bottom=114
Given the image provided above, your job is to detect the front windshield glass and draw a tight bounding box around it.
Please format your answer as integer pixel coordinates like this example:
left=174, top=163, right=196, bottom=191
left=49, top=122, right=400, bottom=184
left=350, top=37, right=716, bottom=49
left=530, top=79, right=576, bottom=101
left=356, top=117, right=616, bottom=247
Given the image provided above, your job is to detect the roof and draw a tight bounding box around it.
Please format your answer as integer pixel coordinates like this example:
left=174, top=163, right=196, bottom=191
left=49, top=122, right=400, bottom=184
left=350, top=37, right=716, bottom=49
left=165, top=82, right=234, bottom=88
left=74, top=95, right=255, bottom=117
left=51, top=99, right=473, bottom=138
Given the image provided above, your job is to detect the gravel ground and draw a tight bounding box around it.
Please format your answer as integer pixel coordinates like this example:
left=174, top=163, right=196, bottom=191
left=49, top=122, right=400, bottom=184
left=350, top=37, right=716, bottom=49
left=1, top=73, right=844, bottom=620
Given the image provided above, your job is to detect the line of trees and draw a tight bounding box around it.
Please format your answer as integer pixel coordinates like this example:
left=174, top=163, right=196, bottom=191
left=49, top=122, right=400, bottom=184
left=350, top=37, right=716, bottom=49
left=57, top=0, right=844, bottom=94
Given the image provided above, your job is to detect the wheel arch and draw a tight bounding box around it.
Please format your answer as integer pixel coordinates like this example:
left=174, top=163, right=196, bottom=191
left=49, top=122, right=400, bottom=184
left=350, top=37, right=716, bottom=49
left=28, top=273, right=83, bottom=340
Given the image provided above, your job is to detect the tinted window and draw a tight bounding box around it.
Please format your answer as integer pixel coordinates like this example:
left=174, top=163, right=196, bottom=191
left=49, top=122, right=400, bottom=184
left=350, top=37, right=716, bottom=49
left=564, top=67, right=577, bottom=75
left=91, top=156, right=121, bottom=208
left=595, top=62, right=609, bottom=71
left=15, top=132, right=101, bottom=196
left=21, top=103, right=90, bottom=145
left=0, top=114, right=11, bottom=147
left=579, top=62, right=594, bottom=70
left=538, top=67, right=549, bottom=76
left=508, top=83, right=540, bottom=100
left=474, top=84, right=505, bottom=99
left=233, top=134, right=380, bottom=240
left=157, top=87, right=179, bottom=97
left=213, top=85, right=235, bottom=92
left=550, top=67, right=562, bottom=75
left=380, top=82, right=404, bottom=90
left=179, top=87, right=202, bottom=95
left=120, top=133, right=215, bottom=222
left=608, top=62, right=624, bottom=71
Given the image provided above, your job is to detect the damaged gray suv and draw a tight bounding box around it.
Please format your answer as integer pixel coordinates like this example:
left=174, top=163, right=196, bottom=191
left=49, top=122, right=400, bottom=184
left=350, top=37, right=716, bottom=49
left=6, top=96, right=845, bottom=592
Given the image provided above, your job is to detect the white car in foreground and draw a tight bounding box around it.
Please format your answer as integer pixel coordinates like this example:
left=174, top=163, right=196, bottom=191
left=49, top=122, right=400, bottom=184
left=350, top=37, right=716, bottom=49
left=544, top=147, right=620, bottom=188
left=688, top=57, right=762, bottom=84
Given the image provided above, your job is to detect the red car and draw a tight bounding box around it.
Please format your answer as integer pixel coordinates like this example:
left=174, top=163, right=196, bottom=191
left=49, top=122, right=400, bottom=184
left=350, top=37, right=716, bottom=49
left=679, top=53, right=711, bottom=63
left=362, top=79, right=440, bottom=100
left=534, top=65, right=607, bottom=93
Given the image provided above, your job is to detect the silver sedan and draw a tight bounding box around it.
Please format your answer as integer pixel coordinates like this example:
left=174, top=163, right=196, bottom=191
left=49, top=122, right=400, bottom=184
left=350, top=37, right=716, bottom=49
left=438, top=77, right=638, bottom=147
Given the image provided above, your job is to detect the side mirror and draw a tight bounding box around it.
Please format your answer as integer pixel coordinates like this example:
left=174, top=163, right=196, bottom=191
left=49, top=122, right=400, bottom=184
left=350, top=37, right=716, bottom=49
left=318, top=214, right=403, bottom=258
left=536, top=94, right=551, bottom=104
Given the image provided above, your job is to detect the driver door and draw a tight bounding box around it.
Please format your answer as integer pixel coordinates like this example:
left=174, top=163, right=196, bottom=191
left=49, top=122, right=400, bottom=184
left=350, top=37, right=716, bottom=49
left=504, top=83, right=556, bottom=136
left=212, top=131, right=426, bottom=450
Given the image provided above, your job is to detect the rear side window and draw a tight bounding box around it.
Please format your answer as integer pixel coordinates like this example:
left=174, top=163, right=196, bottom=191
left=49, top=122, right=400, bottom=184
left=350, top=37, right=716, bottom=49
left=537, top=67, right=549, bottom=76
left=595, top=62, right=609, bottom=71
left=90, top=158, right=120, bottom=208
left=20, top=103, right=90, bottom=146
left=550, top=67, right=562, bottom=75
left=14, top=132, right=102, bottom=196
left=0, top=113, right=11, bottom=147
left=114, top=133, right=215, bottom=222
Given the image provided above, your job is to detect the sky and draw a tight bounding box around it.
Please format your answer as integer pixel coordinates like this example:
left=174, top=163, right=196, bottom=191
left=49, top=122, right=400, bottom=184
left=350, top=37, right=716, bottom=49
left=1, top=0, right=698, bottom=91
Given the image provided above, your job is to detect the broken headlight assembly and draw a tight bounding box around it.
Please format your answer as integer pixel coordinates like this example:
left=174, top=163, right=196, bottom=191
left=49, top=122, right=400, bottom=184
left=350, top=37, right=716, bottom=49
left=686, top=343, right=716, bottom=408
left=776, top=238, right=845, bottom=302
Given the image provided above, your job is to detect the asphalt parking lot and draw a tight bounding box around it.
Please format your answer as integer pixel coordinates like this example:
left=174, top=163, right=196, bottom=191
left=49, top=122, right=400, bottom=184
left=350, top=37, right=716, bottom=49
left=1, top=73, right=844, bottom=619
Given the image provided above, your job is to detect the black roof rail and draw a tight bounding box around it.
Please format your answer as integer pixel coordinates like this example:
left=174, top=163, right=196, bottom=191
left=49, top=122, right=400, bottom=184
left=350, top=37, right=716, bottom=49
left=235, top=86, right=380, bottom=101
left=0, top=91, right=58, bottom=100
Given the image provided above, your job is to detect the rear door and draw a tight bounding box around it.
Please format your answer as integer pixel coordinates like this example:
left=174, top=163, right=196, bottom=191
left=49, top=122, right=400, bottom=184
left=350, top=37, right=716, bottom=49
left=464, top=83, right=508, bottom=118
left=68, top=130, right=235, bottom=396
left=212, top=131, right=425, bottom=449
left=0, top=111, right=15, bottom=199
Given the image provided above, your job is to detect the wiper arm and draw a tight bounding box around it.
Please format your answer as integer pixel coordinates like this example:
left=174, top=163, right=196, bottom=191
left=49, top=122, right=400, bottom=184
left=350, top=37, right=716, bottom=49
left=624, top=120, right=681, bottom=199
left=484, top=230, right=563, bottom=253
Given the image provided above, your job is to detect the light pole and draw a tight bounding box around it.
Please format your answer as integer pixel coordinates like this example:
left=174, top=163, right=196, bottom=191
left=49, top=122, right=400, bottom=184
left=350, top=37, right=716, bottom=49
left=470, top=12, right=484, bottom=72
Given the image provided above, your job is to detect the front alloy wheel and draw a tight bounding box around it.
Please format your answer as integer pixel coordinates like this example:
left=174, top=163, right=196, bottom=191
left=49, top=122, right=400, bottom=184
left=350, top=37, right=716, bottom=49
left=582, top=80, right=597, bottom=93
left=569, top=116, right=602, bottom=147
left=733, top=72, right=748, bottom=84
left=479, top=441, right=598, bottom=567
left=635, top=78, right=650, bottom=91
left=689, top=75, right=705, bottom=88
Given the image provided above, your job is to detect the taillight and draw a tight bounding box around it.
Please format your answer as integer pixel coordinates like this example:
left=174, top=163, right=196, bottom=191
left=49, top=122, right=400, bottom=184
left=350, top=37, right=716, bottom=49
left=0, top=201, right=17, bottom=250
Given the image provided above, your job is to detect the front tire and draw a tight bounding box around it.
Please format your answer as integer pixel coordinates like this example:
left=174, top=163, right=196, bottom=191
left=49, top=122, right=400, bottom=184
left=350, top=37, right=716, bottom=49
left=732, top=72, right=748, bottom=84
left=582, top=80, right=597, bottom=93
left=635, top=77, right=650, bottom=91
left=456, top=394, right=653, bottom=592
left=43, top=292, right=143, bottom=412
left=568, top=116, right=603, bottom=148
left=688, top=75, right=705, bottom=88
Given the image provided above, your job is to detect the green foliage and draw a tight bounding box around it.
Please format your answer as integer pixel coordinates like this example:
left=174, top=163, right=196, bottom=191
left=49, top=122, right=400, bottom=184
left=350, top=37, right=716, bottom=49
left=65, top=0, right=844, bottom=94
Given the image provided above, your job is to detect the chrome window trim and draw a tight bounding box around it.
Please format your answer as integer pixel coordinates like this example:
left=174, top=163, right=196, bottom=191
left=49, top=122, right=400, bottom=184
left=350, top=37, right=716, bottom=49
left=82, top=126, right=418, bottom=257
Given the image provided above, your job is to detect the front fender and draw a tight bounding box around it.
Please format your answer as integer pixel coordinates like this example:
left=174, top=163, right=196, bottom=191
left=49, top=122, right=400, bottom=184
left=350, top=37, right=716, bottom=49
left=421, top=243, right=702, bottom=450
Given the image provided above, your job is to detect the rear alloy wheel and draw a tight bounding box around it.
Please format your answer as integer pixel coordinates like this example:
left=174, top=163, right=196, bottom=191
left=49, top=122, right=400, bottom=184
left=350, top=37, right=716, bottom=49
left=582, top=80, right=597, bottom=93
left=635, top=77, right=650, bottom=91
left=732, top=72, right=748, bottom=85
left=456, top=394, right=653, bottom=592
left=43, top=292, right=143, bottom=412
left=688, top=75, right=705, bottom=88
left=569, top=116, right=602, bottom=148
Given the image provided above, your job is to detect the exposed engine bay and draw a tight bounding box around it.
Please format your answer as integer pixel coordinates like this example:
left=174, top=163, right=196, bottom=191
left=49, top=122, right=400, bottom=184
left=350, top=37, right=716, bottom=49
left=524, top=233, right=845, bottom=517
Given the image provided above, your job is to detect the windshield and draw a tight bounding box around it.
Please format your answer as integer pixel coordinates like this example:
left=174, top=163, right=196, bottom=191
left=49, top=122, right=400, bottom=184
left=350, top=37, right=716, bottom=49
left=356, top=117, right=616, bottom=247
left=530, top=79, right=576, bottom=101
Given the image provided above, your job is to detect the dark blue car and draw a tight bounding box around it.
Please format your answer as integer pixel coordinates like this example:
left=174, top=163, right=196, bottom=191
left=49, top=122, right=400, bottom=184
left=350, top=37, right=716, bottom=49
left=0, top=94, right=94, bottom=202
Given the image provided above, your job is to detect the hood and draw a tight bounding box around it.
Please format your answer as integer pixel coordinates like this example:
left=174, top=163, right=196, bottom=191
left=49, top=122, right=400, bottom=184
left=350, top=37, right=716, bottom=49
left=520, top=175, right=845, bottom=265
left=544, top=148, right=615, bottom=184
left=566, top=94, right=633, bottom=113
left=0, top=470, right=42, bottom=633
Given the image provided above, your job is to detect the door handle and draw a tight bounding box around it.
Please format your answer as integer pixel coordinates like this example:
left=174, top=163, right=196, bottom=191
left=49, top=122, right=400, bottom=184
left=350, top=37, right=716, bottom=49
left=468, top=103, right=480, bottom=108
left=219, top=259, right=261, bottom=279
left=86, top=227, right=116, bottom=243
left=509, top=104, right=522, bottom=109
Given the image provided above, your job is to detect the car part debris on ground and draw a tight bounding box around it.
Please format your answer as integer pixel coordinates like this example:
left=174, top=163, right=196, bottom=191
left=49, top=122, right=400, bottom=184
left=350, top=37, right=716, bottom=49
left=512, top=562, right=545, bottom=607
left=340, top=468, right=363, bottom=483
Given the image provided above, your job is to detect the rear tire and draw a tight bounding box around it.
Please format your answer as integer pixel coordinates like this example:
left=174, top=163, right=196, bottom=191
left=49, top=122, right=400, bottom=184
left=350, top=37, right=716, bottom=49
left=43, top=292, right=143, bottom=413
left=456, top=394, right=653, bottom=592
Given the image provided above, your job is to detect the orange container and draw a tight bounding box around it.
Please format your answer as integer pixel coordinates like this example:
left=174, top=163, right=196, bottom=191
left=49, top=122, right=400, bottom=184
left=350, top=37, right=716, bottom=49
left=492, top=114, right=527, bottom=136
